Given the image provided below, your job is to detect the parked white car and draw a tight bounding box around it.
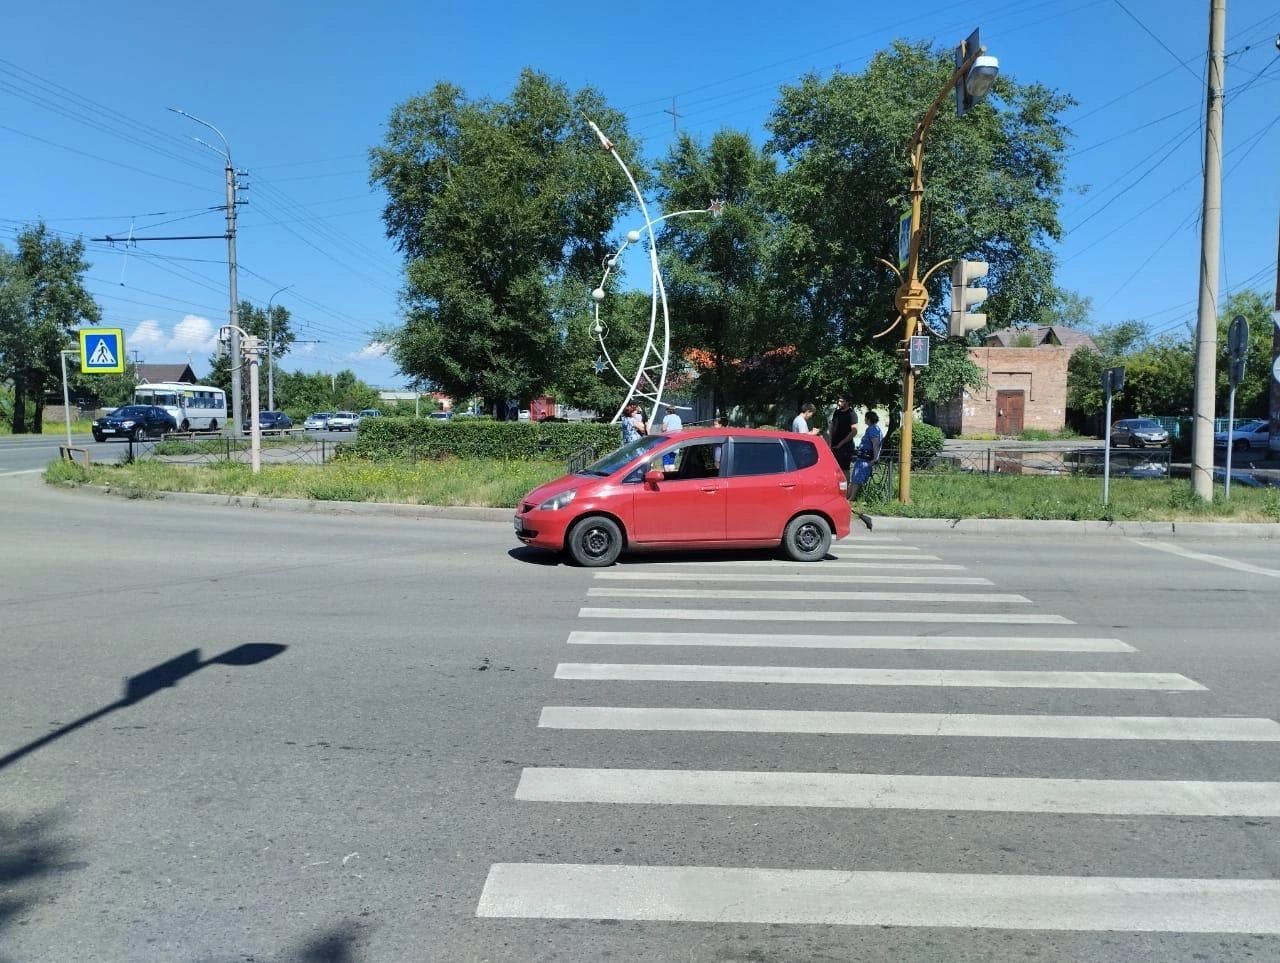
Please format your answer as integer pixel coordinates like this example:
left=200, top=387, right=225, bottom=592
left=327, top=411, right=358, bottom=431
left=1214, top=419, right=1270, bottom=451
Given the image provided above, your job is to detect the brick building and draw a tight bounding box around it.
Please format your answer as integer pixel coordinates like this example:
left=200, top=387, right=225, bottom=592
left=931, top=325, right=1098, bottom=437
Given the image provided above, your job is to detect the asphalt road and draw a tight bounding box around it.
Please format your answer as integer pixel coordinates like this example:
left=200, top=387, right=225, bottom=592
left=1, top=475, right=1278, bottom=962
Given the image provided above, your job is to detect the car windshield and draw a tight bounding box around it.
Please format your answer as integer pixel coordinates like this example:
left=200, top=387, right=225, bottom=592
left=1238, top=421, right=1265, bottom=432
left=577, top=435, right=666, bottom=476
left=1132, top=420, right=1161, bottom=429
left=112, top=406, right=147, bottom=417
left=311, top=413, right=330, bottom=419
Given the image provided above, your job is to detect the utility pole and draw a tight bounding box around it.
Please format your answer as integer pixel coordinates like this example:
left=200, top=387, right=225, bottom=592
left=1191, top=0, right=1227, bottom=500
left=167, top=108, right=246, bottom=436
left=265, top=284, right=293, bottom=411
left=664, top=97, right=681, bottom=133
left=1271, top=210, right=1280, bottom=454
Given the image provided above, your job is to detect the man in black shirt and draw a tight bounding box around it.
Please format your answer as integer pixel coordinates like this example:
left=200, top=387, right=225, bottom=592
left=828, top=396, right=856, bottom=482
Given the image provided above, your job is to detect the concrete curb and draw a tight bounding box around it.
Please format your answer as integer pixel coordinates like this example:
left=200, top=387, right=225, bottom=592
left=60, top=481, right=1280, bottom=538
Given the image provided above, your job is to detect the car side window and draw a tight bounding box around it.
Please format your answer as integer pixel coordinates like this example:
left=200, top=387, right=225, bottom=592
left=727, top=439, right=787, bottom=477
left=644, top=442, right=721, bottom=481
left=784, top=438, right=819, bottom=470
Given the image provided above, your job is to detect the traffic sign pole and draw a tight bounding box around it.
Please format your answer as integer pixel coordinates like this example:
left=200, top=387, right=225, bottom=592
left=60, top=349, right=77, bottom=450
left=1225, top=315, right=1249, bottom=500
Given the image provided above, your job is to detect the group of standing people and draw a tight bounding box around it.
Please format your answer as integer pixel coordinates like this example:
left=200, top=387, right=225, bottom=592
left=799, top=396, right=880, bottom=531
left=620, top=403, right=684, bottom=445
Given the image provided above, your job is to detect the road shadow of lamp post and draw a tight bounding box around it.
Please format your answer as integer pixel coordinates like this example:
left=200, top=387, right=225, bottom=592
left=586, top=119, right=723, bottom=424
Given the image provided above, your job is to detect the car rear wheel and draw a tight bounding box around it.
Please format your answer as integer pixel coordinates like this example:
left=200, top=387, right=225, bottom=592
left=783, top=514, right=832, bottom=562
left=131, top=426, right=143, bottom=442
left=180, top=419, right=189, bottom=431
left=209, top=420, right=218, bottom=431
left=566, top=516, right=623, bottom=567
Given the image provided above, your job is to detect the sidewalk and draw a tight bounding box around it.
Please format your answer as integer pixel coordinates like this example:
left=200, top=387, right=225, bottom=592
left=58, top=481, right=1280, bottom=539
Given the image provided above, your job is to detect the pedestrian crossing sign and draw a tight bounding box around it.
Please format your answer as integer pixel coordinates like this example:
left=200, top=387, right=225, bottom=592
left=79, top=328, right=125, bottom=374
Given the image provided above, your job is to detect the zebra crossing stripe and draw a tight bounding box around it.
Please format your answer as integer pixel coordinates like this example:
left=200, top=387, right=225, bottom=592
left=564, top=631, right=1135, bottom=652
left=594, top=572, right=996, bottom=586
left=515, top=768, right=1280, bottom=817
left=553, top=664, right=1205, bottom=690
left=578, top=608, right=1073, bottom=624
left=587, top=587, right=1031, bottom=604
left=476, top=863, right=1280, bottom=932
left=661, top=560, right=967, bottom=570
left=536, top=707, right=1280, bottom=740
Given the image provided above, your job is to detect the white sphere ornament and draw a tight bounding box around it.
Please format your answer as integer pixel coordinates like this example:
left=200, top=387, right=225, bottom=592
left=607, top=257, right=618, bottom=267
left=627, top=230, right=641, bottom=243
left=591, top=287, right=606, bottom=302
left=593, top=322, right=603, bottom=334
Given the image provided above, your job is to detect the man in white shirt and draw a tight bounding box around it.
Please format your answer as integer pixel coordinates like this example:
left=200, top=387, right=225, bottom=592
left=660, top=405, right=683, bottom=433
left=791, top=403, right=819, bottom=435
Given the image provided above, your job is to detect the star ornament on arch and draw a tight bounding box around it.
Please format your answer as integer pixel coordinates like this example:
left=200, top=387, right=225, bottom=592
left=707, top=199, right=726, bottom=216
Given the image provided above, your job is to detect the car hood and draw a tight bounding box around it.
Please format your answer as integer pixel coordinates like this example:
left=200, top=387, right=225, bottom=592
left=521, top=474, right=591, bottom=507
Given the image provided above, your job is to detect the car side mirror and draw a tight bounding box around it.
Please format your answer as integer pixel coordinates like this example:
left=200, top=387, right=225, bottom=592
left=644, top=469, right=664, bottom=488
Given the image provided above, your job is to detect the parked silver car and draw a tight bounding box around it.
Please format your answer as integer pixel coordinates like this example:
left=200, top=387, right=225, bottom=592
left=1110, top=418, right=1169, bottom=448
left=304, top=412, right=331, bottom=430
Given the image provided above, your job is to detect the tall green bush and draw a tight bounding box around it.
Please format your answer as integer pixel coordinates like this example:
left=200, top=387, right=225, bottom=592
left=348, top=417, right=622, bottom=461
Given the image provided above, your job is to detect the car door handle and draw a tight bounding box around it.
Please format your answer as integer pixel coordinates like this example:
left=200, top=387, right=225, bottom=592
left=700, top=486, right=718, bottom=493
left=778, top=482, right=796, bottom=489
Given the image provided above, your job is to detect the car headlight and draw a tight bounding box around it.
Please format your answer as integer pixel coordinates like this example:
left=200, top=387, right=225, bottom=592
left=538, top=490, right=577, bottom=511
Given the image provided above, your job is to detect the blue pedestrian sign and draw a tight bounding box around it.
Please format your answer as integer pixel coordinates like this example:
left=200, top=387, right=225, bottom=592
left=79, top=328, right=125, bottom=374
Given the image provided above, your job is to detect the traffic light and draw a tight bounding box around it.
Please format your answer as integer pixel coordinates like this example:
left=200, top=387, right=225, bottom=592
left=949, top=260, right=990, bottom=337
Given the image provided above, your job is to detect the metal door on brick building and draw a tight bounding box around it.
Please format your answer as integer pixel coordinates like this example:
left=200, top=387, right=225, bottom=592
left=996, top=390, right=1025, bottom=436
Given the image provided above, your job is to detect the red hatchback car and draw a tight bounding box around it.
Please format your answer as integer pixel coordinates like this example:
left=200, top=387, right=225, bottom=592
left=514, top=427, right=852, bottom=566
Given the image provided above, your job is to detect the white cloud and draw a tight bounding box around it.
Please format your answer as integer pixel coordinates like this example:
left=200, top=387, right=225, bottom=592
left=352, top=340, right=391, bottom=360
left=127, top=315, right=219, bottom=358
left=129, top=319, right=167, bottom=351
left=168, top=315, right=219, bottom=354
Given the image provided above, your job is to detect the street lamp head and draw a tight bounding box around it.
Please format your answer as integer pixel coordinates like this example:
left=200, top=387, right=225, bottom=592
left=965, top=55, right=1000, bottom=101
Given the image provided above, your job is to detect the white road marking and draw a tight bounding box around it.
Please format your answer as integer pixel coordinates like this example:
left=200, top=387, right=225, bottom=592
left=588, top=587, right=1030, bottom=604
left=516, top=768, right=1280, bottom=817
left=476, top=864, right=1280, bottom=932
left=553, top=663, right=1205, bottom=690
left=627, top=560, right=966, bottom=571
left=828, top=552, right=940, bottom=560
left=1132, top=538, right=1280, bottom=579
left=538, top=706, right=1280, bottom=740
left=578, top=607, right=1073, bottom=624
left=0, top=469, right=43, bottom=478
left=595, top=571, right=993, bottom=585
left=564, top=630, right=1135, bottom=652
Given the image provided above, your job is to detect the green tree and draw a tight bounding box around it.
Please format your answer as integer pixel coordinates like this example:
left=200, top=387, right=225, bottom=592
left=766, top=42, right=1071, bottom=417
left=370, top=69, right=640, bottom=416
left=655, top=130, right=790, bottom=413
left=273, top=369, right=380, bottom=416
left=1066, top=320, right=1149, bottom=414
left=1122, top=337, right=1194, bottom=416
left=0, top=250, right=34, bottom=430
left=0, top=224, right=101, bottom=433
left=552, top=288, right=652, bottom=418
left=1215, top=289, right=1273, bottom=418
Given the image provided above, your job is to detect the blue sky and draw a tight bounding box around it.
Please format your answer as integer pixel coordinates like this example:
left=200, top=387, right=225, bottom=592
left=2, top=0, right=1277, bottom=389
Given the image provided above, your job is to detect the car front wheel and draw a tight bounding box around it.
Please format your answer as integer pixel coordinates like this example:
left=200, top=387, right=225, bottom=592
left=783, top=514, right=832, bottom=562
left=566, top=516, right=623, bottom=567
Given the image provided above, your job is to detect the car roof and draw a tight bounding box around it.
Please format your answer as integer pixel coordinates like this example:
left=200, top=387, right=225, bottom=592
left=650, top=427, right=817, bottom=440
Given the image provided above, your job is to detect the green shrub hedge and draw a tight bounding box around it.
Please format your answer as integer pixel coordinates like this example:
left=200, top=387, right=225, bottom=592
left=347, top=416, right=622, bottom=461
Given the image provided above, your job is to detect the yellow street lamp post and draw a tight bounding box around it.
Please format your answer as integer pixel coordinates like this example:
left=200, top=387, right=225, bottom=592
left=883, top=29, right=998, bottom=504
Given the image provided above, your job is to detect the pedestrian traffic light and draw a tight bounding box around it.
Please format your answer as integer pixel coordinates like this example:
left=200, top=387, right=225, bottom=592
left=949, top=260, right=990, bottom=337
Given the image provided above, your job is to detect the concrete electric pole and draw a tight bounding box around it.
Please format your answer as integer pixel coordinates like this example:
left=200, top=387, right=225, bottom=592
left=1272, top=211, right=1280, bottom=454
left=1190, top=0, right=1227, bottom=500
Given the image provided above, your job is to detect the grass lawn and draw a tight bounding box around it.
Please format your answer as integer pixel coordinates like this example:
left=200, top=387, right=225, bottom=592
left=44, top=456, right=1280, bottom=522
left=0, top=419, right=96, bottom=436
left=866, top=471, right=1280, bottom=523
left=44, top=456, right=566, bottom=507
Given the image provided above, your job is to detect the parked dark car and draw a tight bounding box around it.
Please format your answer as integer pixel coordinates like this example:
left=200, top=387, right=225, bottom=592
left=245, top=411, right=294, bottom=431
left=92, top=405, right=177, bottom=442
left=1109, top=418, right=1170, bottom=448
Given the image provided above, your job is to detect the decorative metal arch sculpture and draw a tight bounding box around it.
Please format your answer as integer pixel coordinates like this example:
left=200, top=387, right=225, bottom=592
left=586, top=120, right=721, bottom=424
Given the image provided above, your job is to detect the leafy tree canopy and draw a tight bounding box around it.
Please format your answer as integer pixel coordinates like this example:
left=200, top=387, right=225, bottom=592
left=0, top=223, right=101, bottom=432
left=370, top=69, right=641, bottom=415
